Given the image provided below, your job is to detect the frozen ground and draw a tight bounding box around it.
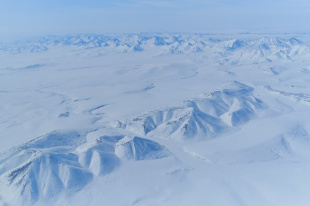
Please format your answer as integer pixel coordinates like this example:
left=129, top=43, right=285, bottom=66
left=1, top=33, right=310, bottom=205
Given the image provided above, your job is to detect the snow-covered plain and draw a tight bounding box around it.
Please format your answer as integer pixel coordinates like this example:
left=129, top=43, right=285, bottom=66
left=1, top=33, right=310, bottom=205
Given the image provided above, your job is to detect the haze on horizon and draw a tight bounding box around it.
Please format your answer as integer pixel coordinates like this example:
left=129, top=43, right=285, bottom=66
left=1, top=0, right=310, bottom=41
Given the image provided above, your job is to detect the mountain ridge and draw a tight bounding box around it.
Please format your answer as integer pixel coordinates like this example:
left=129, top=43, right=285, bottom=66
left=1, top=34, right=308, bottom=64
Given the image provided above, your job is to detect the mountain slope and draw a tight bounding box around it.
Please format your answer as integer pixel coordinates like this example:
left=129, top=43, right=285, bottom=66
left=113, top=81, right=265, bottom=140
left=0, top=130, right=170, bottom=205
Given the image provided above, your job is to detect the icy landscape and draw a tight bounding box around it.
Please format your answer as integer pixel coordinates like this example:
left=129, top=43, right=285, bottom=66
left=1, top=33, right=310, bottom=205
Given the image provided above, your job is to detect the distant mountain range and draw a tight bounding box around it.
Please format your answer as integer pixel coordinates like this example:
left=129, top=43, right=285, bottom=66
left=1, top=34, right=309, bottom=64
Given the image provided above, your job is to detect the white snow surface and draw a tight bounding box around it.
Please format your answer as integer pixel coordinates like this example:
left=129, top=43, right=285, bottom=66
left=1, top=33, right=310, bottom=205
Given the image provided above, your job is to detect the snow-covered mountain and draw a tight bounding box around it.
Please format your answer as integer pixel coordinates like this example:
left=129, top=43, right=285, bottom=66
left=113, top=81, right=265, bottom=140
left=1, top=34, right=309, bottom=64
left=0, top=130, right=170, bottom=204
left=1, top=33, right=310, bottom=206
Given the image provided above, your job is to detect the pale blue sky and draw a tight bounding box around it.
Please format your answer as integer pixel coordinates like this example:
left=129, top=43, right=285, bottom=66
left=1, top=0, right=310, bottom=40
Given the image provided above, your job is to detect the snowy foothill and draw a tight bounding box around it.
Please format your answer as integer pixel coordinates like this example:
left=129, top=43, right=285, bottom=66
left=1, top=33, right=310, bottom=205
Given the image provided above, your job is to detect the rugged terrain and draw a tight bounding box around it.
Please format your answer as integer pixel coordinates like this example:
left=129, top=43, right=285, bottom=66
left=1, top=33, right=310, bottom=206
